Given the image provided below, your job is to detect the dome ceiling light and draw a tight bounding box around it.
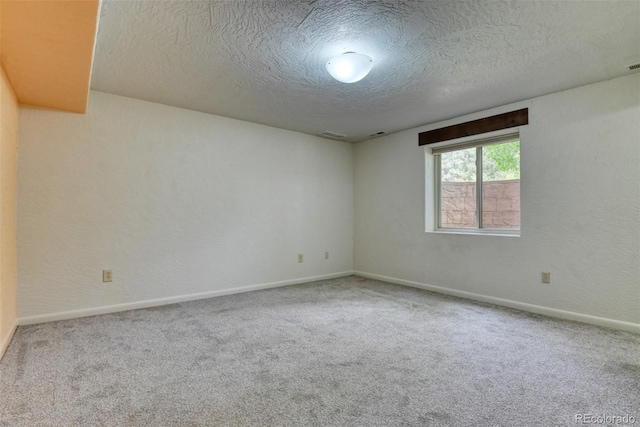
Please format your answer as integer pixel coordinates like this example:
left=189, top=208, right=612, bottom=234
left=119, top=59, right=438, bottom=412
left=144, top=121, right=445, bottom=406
left=326, top=52, right=373, bottom=83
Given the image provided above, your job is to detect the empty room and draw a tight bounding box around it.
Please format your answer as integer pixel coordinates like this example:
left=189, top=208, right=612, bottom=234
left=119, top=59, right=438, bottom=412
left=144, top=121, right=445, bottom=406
left=1, top=0, right=639, bottom=425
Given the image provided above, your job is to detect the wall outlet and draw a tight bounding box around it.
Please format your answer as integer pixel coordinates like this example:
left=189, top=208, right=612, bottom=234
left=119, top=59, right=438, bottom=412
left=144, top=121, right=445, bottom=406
left=541, top=272, right=550, bottom=284
left=298, top=254, right=303, bottom=263
left=103, top=270, right=113, bottom=282
left=325, top=251, right=329, bottom=260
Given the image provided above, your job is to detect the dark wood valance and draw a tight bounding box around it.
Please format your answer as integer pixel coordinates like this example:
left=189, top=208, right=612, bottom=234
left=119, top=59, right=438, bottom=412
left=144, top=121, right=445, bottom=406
left=419, top=108, right=528, bottom=146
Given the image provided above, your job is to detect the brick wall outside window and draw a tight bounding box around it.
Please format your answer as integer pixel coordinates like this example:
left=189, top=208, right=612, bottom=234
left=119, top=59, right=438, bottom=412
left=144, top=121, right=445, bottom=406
left=441, top=179, right=520, bottom=228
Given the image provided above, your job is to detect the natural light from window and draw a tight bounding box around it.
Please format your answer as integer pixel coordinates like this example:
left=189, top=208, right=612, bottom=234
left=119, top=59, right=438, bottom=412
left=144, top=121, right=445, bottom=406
left=435, top=137, right=520, bottom=233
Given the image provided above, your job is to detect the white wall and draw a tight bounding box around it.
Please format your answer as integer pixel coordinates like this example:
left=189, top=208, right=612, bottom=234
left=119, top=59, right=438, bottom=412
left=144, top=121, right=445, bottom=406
left=354, top=74, right=640, bottom=327
left=16, top=76, right=640, bottom=329
left=18, top=91, right=353, bottom=321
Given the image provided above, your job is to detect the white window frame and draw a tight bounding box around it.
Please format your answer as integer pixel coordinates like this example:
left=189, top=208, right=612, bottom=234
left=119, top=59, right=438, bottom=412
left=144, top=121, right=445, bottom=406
left=432, top=132, right=520, bottom=236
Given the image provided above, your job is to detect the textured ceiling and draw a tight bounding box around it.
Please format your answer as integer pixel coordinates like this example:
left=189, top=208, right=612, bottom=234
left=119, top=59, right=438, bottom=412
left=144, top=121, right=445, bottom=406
left=91, top=0, right=640, bottom=142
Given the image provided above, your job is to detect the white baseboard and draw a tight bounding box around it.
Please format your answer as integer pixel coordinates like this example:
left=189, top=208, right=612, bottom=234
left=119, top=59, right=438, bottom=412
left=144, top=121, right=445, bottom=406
left=0, top=319, right=18, bottom=362
left=19, top=271, right=354, bottom=326
left=18, top=270, right=638, bottom=334
left=354, top=271, right=640, bottom=334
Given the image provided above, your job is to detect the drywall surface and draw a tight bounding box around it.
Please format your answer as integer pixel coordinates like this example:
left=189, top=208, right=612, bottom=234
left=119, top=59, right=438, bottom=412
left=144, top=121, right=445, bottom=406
left=1, top=0, right=99, bottom=113
left=354, top=74, right=640, bottom=325
left=0, top=67, right=19, bottom=358
left=17, top=91, right=353, bottom=319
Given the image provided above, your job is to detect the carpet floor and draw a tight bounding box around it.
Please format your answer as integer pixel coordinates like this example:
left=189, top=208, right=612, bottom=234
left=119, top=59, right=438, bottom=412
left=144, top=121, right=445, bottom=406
left=1, top=275, right=638, bottom=426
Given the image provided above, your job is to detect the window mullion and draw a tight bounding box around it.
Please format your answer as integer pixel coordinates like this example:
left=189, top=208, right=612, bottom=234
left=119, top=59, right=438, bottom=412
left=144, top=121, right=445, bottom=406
left=476, top=147, right=483, bottom=229
left=435, top=154, right=441, bottom=228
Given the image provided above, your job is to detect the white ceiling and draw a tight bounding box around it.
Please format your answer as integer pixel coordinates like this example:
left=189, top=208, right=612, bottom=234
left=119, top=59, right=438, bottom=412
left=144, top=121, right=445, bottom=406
left=91, top=0, right=640, bottom=142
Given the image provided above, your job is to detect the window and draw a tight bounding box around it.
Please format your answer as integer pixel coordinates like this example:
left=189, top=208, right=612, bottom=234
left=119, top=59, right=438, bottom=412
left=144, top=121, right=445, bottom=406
left=433, top=134, right=520, bottom=234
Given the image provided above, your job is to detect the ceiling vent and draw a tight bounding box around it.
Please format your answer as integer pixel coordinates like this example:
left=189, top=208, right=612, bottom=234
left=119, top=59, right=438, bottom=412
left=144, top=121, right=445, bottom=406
left=629, top=63, right=640, bottom=71
left=319, top=131, right=346, bottom=139
left=369, top=131, right=387, bottom=138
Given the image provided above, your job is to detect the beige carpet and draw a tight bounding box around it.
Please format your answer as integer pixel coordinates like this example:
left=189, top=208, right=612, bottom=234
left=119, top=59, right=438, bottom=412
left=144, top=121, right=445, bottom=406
left=1, top=275, right=638, bottom=426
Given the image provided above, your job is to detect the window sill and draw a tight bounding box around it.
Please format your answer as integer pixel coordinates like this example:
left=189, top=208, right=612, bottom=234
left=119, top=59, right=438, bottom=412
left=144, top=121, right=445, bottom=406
left=427, top=229, right=520, bottom=237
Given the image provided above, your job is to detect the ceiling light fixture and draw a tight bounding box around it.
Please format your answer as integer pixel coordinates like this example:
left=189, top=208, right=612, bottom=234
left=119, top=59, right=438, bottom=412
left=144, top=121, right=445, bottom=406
left=326, top=52, right=373, bottom=83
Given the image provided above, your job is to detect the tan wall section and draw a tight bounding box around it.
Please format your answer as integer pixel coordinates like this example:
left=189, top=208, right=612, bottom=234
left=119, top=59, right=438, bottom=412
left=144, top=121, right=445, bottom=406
left=1, top=0, right=100, bottom=113
left=0, top=66, right=18, bottom=360
left=0, top=0, right=98, bottom=358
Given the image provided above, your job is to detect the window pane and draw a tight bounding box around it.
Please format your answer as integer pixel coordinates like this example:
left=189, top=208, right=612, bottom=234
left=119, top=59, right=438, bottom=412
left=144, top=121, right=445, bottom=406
left=440, top=148, right=476, bottom=228
left=482, top=140, right=520, bottom=229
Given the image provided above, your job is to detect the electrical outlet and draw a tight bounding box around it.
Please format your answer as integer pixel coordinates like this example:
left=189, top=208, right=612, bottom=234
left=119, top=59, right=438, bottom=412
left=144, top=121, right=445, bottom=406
left=103, top=270, right=113, bottom=282
left=298, top=254, right=303, bottom=263
left=325, top=251, right=329, bottom=260
left=541, top=272, right=550, bottom=284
